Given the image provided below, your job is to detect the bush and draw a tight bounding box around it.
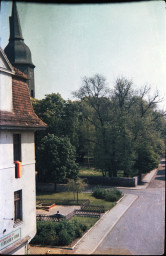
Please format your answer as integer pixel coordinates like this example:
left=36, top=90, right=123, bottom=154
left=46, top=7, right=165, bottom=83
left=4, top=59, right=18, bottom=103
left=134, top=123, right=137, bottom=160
left=59, top=229, right=72, bottom=245
left=72, top=219, right=88, bottom=238
left=92, top=186, right=106, bottom=199
left=30, top=219, right=88, bottom=246
left=92, top=187, right=122, bottom=202
left=105, top=188, right=122, bottom=202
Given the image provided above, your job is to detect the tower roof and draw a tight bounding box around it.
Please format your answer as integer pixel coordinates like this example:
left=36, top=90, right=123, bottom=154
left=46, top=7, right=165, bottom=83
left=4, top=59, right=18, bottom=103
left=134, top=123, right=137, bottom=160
left=4, top=1, right=35, bottom=67
left=9, top=1, right=23, bottom=41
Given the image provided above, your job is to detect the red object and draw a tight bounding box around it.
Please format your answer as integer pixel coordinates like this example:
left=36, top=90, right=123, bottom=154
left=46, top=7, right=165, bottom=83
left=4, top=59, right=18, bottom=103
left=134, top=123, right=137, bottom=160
left=15, top=161, right=21, bottom=178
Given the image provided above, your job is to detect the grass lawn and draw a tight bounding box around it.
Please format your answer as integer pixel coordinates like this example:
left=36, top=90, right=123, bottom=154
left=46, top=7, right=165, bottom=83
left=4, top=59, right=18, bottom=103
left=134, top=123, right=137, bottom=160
left=79, top=167, right=124, bottom=177
left=79, top=168, right=102, bottom=176
left=69, top=216, right=98, bottom=229
left=37, top=191, right=116, bottom=211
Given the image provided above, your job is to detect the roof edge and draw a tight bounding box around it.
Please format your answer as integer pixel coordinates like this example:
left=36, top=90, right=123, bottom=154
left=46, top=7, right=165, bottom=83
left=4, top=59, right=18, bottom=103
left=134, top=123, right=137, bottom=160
left=0, top=46, right=15, bottom=74
left=0, top=125, right=47, bottom=131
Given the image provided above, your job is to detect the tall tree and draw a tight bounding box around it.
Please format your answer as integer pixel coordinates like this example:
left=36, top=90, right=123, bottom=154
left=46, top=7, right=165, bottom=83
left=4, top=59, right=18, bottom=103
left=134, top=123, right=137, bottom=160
left=32, top=93, right=80, bottom=148
left=36, top=134, right=79, bottom=187
left=73, top=74, right=114, bottom=176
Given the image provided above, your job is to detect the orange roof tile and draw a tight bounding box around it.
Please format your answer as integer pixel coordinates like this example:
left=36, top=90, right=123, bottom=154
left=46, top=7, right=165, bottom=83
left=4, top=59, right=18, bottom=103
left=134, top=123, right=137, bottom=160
left=0, top=68, right=47, bottom=130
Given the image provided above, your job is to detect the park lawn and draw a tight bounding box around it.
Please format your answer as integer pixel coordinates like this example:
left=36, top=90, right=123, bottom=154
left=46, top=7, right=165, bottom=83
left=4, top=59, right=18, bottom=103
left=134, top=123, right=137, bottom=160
left=79, top=168, right=102, bottom=176
left=79, top=167, right=124, bottom=177
left=69, top=216, right=98, bottom=229
left=36, top=191, right=116, bottom=211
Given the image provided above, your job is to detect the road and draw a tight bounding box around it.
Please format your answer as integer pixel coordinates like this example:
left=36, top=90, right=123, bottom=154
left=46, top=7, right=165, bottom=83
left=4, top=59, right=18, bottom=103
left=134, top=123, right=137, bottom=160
left=94, top=161, right=165, bottom=255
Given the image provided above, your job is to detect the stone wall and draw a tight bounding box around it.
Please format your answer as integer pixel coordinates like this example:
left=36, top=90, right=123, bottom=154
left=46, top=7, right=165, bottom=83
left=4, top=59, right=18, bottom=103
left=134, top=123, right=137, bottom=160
left=37, top=183, right=55, bottom=192
left=37, top=175, right=139, bottom=193
left=79, top=175, right=139, bottom=187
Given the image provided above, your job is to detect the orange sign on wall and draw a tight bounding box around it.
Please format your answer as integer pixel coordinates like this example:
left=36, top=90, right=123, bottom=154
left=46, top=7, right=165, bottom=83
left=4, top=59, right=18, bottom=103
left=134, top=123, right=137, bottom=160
left=15, top=161, right=21, bottom=178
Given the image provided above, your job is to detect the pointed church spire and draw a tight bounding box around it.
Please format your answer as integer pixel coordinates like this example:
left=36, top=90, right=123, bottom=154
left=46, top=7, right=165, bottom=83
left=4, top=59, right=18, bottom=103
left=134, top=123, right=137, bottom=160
left=9, top=1, right=23, bottom=41
left=5, top=1, right=36, bottom=97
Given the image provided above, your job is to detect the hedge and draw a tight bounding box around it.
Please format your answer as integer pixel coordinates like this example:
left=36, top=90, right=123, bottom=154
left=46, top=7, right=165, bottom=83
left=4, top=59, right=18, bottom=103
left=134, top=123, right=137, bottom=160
left=30, top=219, right=88, bottom=246
left=92, top=187, right=122, bottom=202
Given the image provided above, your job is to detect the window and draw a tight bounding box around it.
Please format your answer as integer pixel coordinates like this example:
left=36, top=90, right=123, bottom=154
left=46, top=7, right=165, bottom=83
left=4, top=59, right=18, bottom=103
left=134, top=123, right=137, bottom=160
left=13, top=134, right=21, bottom=162
left=14, top=190, right=22, bottom=223
left=31, top=90, right=34, bottom=97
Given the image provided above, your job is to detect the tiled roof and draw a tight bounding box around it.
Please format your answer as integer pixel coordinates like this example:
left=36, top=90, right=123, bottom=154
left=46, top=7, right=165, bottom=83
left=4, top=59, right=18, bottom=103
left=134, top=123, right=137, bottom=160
left=13, top=67, right=28, bottom=79
left=0, top=68, right=47, bottom=130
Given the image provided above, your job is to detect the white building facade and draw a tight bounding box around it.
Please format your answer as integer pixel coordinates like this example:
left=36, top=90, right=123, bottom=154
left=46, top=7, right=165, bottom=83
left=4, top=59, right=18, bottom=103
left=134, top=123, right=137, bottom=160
left=0, top=48, right=46, bottom=255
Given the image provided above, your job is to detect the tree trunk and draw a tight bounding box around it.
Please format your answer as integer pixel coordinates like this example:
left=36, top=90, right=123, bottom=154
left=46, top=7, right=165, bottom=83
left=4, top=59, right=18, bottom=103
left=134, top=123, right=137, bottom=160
left=138, top=172, right=142, bottom=184
left=73, top=192, right=75, bottom=200
left=77, top=192, right=79, bottom=203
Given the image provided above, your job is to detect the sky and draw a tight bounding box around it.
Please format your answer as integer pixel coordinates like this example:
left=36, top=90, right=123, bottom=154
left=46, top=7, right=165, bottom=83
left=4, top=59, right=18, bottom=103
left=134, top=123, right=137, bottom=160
left=1, top=0, right=166, bottom=110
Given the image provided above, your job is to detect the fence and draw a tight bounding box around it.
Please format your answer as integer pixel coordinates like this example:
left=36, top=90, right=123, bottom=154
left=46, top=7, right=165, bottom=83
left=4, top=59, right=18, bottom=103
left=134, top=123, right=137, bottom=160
left=36, top=209, right=101, bottom=222
left=81, top=205, right=105, bottom=213
left=75, top=210, right=100, bottom=218
left=36, top=198, right=104, bottom=222
left=36, top=214, right=65, bottom=222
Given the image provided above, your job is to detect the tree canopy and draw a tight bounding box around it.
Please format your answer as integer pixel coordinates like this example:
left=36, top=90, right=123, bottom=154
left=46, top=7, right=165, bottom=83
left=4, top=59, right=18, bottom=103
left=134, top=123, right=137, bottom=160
left=32, top=75, right=165, bottom=183
left=36, top=134, right=78, bottom=184
left=73, top=74, right=165, bottom=178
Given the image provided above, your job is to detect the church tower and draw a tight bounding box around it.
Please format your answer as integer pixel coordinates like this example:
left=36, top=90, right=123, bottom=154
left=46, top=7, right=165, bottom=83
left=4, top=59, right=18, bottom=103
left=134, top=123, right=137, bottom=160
left=4, top=1, right=35, bottom=97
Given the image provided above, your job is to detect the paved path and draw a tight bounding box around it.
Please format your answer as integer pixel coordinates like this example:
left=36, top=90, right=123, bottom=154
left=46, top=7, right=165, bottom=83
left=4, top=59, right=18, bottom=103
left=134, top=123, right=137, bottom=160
left=36, top=205, right=81, bottom=216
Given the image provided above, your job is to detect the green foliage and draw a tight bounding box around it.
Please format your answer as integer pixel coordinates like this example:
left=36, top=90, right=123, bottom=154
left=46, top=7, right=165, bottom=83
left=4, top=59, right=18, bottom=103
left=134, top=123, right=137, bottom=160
left=73, top=75, right=165, bottom=178
left=104, top=188, right=122, bottom=202
left=67, top=178, right=87, bottom=202
left=30, top=220, right=88, bottom=246
left=36, top=134, right=79, bottom=183
left=32, top=94, right=81, bottom=183
left=32, top=94, right=80, bottom=146
left=58, top=229, right=72, bottom=245
left=32, top=76, right=165, bottom=183
left=69, top=216, right=97, bottom=230
left=134, top=145, right=159, bottom=174
left=79, top=168, right=102, bottom=177
left=92, top=187, right=122, bottom=202
left=125, top=169, right=139, bottom=178
left=92, top=186, right=106, bottom=199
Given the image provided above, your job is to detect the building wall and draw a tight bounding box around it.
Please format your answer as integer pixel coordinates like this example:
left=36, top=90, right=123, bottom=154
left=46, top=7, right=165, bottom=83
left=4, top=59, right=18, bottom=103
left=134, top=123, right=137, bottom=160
left=0, top=71, right=13, bottom=112
left=0, top=130, right=36, bottom=253
left=12, top=244, right=27, bottom=255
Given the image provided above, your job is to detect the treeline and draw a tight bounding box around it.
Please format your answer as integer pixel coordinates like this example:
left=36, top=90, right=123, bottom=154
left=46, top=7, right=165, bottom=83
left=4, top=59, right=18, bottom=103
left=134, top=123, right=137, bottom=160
left=32, top=75, right=165, bottom=184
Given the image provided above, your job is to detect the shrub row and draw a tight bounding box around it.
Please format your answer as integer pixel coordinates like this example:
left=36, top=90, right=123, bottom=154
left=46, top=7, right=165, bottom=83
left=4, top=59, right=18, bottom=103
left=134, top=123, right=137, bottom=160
left=30, top=219, right=88, bottom=246
left=92, top=187, right=122, bottom=202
